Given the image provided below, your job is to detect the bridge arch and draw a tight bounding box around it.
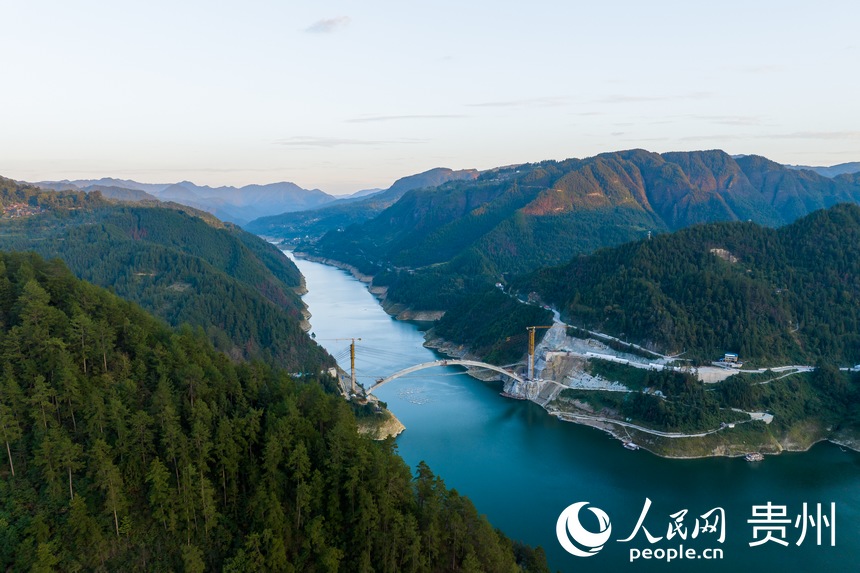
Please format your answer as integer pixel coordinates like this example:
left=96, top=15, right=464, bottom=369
left=366, top=360, right=525, bottom=395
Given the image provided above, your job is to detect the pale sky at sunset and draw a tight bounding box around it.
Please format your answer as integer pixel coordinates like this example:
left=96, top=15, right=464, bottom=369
left=2, top=0, right=858, bottom=194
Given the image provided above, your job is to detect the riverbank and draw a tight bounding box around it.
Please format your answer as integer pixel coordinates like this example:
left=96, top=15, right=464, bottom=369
left=286, top=248, right=860, bottom=572
left=424, top=326, right=860, bottom=459
left=293, top=252, right=376, bottom=283
left=293, top=252, right=445, bottom=320
left=356, top=409, right=406, bottom=440
left=290, top=252, right=860, bottom=460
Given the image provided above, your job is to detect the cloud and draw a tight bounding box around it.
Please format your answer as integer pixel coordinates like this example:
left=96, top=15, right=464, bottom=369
left=592, top=95, right=663, bottom=104
left=690, top=115, right=766, bottom=126
left=761, top=130, right=860, bottom=140
left=467, top=96, right=570, bottom=108
left=305, top=16, right=350, bottom=34
left=679, top=130, right=860, bottom=143
left=346, top=114, right=466, bottom=123
left=591, top=92, right=712, bottom=104
left=732, top=64, right=784, bottom=74
left=679, top=134, right=744, bottom=142
left=791, top=149, right=860, bottom=156
left=274, top=136, right=425, bottom=148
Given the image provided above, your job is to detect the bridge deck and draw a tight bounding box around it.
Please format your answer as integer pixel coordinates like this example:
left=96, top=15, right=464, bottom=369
left=367, top=360, right=524, bottom=394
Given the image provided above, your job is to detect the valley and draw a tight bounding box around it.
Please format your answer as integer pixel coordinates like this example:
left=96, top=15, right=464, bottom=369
left=7, top=3, right=860, bottom=570
left=292, top=249, right=860, bottom=573
left=3, top=147, right=859, bottom=572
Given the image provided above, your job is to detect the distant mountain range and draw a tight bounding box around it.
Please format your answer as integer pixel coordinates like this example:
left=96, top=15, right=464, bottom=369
left=786, top=161, right=860, bottom=178
left=295, top=149, right=860, bottom=313
left=309, top=149, right=860, bottom=270
left=31, top=177, right=336, bottom=225
left=33, top=177, right=171, bottom=195
left=29, top=173, right=462, bottom=227
left=245, top=167, right=480, bottom=240
left=29, top=155, right=858, bottom=233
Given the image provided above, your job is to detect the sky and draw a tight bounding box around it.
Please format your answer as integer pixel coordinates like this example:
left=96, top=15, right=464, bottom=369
left=2, top=0, right=859, bottom=194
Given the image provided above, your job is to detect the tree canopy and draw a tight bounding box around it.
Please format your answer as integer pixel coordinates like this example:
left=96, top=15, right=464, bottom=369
left=0, top=251, right=549, bottom=572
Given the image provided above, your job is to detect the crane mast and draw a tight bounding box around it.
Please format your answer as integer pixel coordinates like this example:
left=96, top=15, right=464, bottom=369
left=526, top=326, right=552, bottom=381
left=320, top=337, right=362, bottom=395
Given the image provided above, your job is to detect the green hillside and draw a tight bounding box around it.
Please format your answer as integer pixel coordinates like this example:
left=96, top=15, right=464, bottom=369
left=0, top=251, right=548, bottom=572
left=245, top=168, right=479, bottom=242
left=0, top=177, right=327, bottom=371
left=520, top=203, right=860, bottom=365
left=303, top=150, right=860, bottom=316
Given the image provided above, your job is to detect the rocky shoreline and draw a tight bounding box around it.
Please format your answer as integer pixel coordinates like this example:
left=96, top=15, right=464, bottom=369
left=357, top=410, right=406, bottom=440
left=425, top=328, right=860, bottom=459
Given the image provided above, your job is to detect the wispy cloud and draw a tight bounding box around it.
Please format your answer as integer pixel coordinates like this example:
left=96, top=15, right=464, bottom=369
left=679, top=130, right=860, bottom=143
left=691, top=115, right=766, bottom=126
left=346, top=114, right=466, bottom=123
left=761, top=130, right=860, bottom=140
left=792, top=149, right=860, bottom=155
left=305, top=16, right=350, bottom=34
left=274, top=136, right=425, bottom=148
left=733, top=64, right=784, bottom=74
left=467, top=96, right=570, bottom=108
left=679, top=134, right=744, bottom=142
left=592, top=95, right=663, bottom=104
left=591, top=92, right=712, bottom=104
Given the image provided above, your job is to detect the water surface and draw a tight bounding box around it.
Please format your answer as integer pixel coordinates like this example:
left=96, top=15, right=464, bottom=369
left=290, top=252, right=860, bottom=573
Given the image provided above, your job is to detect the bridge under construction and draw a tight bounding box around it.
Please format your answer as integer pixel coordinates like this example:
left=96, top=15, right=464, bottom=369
left=328, top=326, right=550, bottom=399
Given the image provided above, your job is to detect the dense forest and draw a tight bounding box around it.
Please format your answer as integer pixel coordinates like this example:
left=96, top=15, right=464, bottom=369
left=521, top=203, right=860, bottom=365
left=300, top=149, right=860, bottom=318
left=0, top=252, right=549, bottom=572
left=0, top=177, right=328, bottom=372
left=432, top=290, right=553, bottom=364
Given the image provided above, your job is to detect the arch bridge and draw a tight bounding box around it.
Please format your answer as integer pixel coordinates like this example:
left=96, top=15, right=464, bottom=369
left=366, top=360, right=524, bottom=395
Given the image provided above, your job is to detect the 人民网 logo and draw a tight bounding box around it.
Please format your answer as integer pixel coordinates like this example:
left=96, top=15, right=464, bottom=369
left=556, top=501, right=612, bottom=557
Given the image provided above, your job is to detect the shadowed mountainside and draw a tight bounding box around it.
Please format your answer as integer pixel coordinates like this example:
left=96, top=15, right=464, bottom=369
left=245, top=167, right=480, bottom=241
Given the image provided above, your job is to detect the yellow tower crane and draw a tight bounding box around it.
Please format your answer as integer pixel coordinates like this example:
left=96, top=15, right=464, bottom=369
left=321, top=338, right=362, bottom=395
left=526, top=326, right=552, bottom=381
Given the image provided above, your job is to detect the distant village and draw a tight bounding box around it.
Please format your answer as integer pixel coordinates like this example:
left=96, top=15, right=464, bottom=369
left=1, top=202, right=42, bottom=218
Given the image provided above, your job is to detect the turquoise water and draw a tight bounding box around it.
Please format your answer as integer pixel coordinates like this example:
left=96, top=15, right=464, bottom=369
left=289, top=253, right=860, bottom=573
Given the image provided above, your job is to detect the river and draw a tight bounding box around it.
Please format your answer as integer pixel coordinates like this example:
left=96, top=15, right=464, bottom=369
left=288, top=252, right=860, bottom=573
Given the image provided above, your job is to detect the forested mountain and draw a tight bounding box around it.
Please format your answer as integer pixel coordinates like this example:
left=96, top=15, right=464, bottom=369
left=245, top=167, right=480, bottom=241
left=518, top=203, right=860, bottom=364
left=32, top=178, right=336, bottom=226
left=0, top=177, right=328, bottom=371
left=302, top=149, right=860, bottom=315
left=0, top=252, right=549, bottom=572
